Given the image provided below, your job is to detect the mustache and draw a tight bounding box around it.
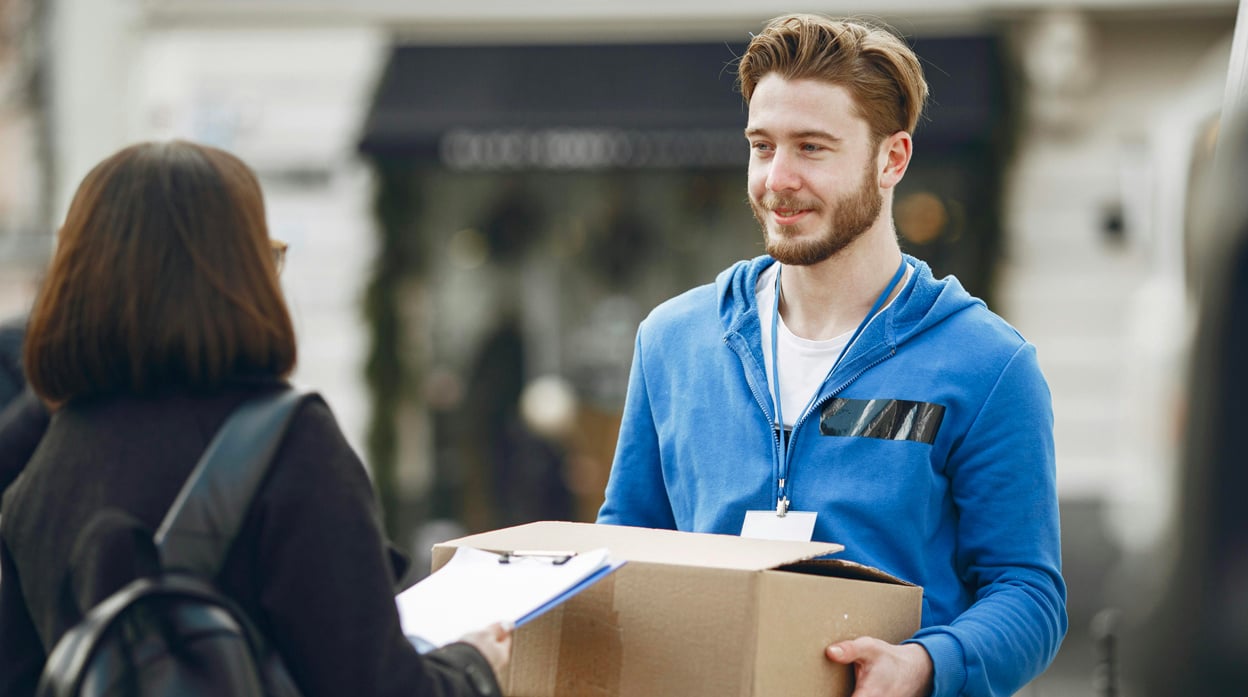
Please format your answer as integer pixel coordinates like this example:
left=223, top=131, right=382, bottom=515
left=757, top=194, right=822, bottom=212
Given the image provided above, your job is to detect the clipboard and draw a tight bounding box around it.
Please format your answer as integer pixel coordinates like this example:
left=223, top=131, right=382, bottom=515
left=395, top=546, right=624, bottom=649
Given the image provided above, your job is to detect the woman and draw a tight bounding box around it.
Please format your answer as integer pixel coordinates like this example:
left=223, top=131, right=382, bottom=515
left=0, top=141, right=509, bottom=696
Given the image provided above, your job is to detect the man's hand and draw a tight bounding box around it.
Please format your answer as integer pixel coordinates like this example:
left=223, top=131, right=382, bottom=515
left=826, top=637, right=933, bottom=697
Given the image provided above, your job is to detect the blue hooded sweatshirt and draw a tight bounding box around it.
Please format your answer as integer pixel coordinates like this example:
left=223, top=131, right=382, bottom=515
left=598, top=254, right=1067, bottom=697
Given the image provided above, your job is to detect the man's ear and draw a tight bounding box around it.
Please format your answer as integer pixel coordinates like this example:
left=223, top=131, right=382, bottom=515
left=877, top=131, right=913, bottom=190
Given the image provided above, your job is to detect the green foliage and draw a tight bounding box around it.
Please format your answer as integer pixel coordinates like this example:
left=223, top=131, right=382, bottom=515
left=362, top=157, right=424, bottom=538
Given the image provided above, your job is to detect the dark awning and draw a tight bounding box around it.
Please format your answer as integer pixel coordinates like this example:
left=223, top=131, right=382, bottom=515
left=358, top=37, right=1005, bottom=169
left=359, top=42, right=748, bottom=168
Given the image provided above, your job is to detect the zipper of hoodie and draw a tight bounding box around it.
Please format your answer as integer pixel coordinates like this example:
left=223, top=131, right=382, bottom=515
left=728, top=330, right=893, bottom=517
left=791, top=301, right=898, bottom=434
left=723, top=333, right=786, bottom=501
left=795, top=346, right=897, bottom=437
left=772, top=260, right=907, bottom=513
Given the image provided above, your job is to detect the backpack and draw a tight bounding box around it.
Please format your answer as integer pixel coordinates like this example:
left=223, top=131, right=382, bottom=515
left=35, top=388, right=314, bottom=697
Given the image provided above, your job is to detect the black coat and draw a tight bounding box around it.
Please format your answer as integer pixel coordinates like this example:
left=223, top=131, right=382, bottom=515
left=0, top=381, right=498, bottom=697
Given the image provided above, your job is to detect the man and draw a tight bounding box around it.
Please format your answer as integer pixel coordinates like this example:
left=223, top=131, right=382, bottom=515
left=597, top=15, right=1066, bottom=697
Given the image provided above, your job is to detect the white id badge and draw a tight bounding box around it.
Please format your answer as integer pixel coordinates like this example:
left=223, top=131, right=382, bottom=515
left=740, top=510, right=818, bottom=541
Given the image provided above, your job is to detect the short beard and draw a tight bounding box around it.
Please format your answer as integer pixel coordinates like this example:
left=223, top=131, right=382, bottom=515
left=751, top=158, right=883, bottom=266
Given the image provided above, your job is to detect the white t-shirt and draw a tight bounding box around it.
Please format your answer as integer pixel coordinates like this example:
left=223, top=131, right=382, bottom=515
left=756, top=262, right=912, bottom=428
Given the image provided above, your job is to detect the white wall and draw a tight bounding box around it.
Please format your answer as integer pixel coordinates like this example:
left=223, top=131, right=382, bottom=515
left=1000, top=13, right=1235, bottom=516
left=47, top=0, right=138, bottom=223
left=45, top=2, right=388, bottom=454
left=132, top=27, right=388, bottom=453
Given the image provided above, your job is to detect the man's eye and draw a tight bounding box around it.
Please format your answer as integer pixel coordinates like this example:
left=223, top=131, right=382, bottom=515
left=751, top=142, right=772, bottom=153
left=802, top=143, right=823, bottom=153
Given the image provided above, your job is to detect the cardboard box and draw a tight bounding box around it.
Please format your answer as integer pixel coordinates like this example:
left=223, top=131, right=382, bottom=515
left=433, top=521, right=922, bottom=697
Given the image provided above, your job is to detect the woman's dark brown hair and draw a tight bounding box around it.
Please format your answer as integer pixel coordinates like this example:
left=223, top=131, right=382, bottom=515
left=24, top=140, right=296, bottom=405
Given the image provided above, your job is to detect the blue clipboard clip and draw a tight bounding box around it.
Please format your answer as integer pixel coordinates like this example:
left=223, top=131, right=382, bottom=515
left=497, top=550, right=577, bottom=565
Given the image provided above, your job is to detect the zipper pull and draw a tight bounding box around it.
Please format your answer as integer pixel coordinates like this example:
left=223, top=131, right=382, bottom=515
left=768, top=487, right=788, bottom=519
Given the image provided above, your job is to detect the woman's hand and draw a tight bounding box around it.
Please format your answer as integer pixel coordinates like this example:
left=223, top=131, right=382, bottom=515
left=460, top=621, right=513, bottom=678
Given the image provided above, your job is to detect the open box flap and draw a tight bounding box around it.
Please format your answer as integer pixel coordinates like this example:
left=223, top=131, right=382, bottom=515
left=776, top=558, right=915, bottom=586
left=438, top=521, right=844, bottom=572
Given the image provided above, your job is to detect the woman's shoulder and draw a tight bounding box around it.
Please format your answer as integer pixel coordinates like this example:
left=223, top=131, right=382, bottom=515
left=262, top=390, right=373, bottom=505
left=277, top=392, right=355, bottom=465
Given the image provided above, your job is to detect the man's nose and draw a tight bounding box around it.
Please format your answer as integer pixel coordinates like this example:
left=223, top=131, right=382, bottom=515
left=766, top=150, right=802, bottom=193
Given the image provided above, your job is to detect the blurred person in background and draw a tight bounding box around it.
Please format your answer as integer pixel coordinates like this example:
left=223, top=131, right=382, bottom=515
left=0, top=140, right=509, bottom=697
left=1124, top=111, right=1248, bottom=697
left=0, top=316, right=24, bottom=407
left=0, top=391, right=47, bottom=507
left=598, top=14, right=1065, bottom=697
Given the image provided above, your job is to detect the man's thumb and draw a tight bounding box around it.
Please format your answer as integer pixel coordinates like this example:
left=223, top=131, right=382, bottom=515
left=826, top=641, right=858, bottom=663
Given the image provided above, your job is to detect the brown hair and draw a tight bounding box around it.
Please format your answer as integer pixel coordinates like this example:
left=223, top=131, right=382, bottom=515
left=24, top=140, right=296, bottom=405
left=738, top=14, right=929, bottom=145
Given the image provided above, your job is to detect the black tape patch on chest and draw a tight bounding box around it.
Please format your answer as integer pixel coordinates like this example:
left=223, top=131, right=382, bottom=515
left=819, top=398, right=945, bottom=443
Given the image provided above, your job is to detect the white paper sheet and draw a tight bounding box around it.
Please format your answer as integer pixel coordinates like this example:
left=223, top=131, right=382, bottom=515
left=395, top=546, right=619, bottom=648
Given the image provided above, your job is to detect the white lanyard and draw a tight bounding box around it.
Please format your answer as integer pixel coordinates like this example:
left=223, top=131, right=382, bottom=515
left=768, top=258, right=907, bottom=516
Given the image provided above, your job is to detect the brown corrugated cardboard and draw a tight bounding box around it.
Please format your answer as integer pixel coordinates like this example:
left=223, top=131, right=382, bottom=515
left=433, top=521, right=922, bottom=697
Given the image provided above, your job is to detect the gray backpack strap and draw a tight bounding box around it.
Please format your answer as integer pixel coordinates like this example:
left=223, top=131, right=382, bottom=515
left=156, top=387, right=313, bottom=575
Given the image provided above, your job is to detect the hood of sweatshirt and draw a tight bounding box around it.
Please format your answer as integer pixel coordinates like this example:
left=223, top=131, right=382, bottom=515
left=715, top=254, right=984, bottom=372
